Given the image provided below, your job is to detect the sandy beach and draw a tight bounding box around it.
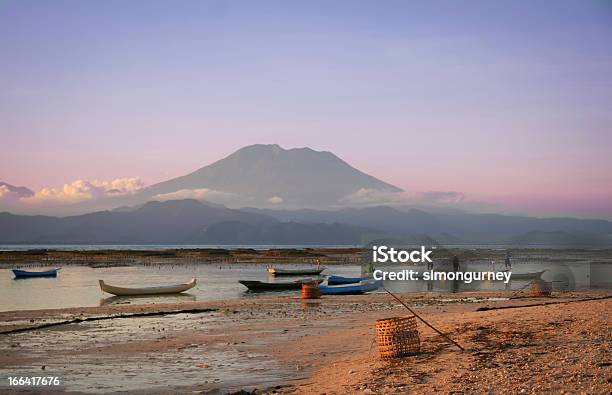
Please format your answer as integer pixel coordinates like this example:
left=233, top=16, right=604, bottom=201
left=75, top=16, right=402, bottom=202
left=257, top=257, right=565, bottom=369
left=1, top=289, right=610, bottom=394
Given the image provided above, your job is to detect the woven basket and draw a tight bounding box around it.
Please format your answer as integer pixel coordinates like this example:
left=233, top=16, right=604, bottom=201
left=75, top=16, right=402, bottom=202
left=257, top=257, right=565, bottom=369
left=376, top=315, right=420, bottom=358
left=530, top=280, right=552, bottom=297
left=301, top=281, right=321, bottom=299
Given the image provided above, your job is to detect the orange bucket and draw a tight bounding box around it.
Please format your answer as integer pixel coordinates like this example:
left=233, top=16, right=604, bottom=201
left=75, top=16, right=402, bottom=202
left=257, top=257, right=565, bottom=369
left=301, top=281, right=321, bottom=299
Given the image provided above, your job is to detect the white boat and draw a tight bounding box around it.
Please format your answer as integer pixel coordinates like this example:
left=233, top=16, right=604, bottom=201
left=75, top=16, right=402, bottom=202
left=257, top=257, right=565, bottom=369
left=266, top=266, right=326, bottom=276
left=99, top=278, right=197, bottom=296
left=506, top=270, right=546, bottom=281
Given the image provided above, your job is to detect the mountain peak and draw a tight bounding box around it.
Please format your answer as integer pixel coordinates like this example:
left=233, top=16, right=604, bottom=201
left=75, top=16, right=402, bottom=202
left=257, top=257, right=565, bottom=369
left=234, top=144, right=324, bottom=157
left=141, top=144, right=402, bottom=208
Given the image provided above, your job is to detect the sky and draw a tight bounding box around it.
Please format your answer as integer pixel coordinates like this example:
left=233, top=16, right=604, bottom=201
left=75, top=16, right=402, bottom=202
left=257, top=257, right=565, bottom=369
left=1, top=0, right=611, bottom=219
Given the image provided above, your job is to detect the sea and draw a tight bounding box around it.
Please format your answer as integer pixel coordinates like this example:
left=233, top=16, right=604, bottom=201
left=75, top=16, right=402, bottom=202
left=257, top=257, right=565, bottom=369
left=1, top=244, right=610, bottom=312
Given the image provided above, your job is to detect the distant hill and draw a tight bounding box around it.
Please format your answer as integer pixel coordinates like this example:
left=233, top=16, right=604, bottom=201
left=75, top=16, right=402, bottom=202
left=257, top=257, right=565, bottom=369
left=198, top=221, right=371, bottom=245
left=0, top=199, right=374, bottom=244
left=243, top=206, right=612, bottom=247
left=2, top=198, right=611, bottom=246
left=507, top=231, right=612, bottom=247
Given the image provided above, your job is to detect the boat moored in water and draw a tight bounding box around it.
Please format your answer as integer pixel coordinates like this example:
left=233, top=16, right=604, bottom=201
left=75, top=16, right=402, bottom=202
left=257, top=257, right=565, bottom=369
left=266, top=266, right=326, bottom=276
left=506, top=270, right=546, bottom=281
left=99, top=278, right=197, bottom=296
left=326, top=275, right=371, bottom=285
left=319, top=279, right=383, bottom=295
left=12, top=268, right=61, bottom=278
left=239, top=278, right=323, bottom=292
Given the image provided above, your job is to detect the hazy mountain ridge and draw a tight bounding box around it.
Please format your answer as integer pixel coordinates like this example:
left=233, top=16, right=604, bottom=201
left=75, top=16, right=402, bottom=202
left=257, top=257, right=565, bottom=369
left=198, top=221, right=372, bottom=245
left=0, top=199, right=373, bottom=244
left=1, top=199, right=611, bottom=246
left=243, top=206, right=612, bottom=246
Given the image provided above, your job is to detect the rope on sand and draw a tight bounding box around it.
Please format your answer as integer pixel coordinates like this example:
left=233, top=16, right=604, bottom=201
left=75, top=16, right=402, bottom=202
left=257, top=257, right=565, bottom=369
left=0, top=307, right=218, bottom=335
left=476, top=295, right=611, bottom=312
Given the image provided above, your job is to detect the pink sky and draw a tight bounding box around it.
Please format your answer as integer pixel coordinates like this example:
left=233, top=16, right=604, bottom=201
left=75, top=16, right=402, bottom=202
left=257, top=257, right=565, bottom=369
left=1, top=1, right=611, bottom=219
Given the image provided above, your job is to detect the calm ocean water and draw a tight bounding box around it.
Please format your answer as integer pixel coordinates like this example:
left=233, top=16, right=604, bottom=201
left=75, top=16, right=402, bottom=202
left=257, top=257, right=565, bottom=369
left=1, top=243, right=601, bottom=251
left=1, top=261, right=609, bottom=312
left=0, top=244, right=360, bottom=251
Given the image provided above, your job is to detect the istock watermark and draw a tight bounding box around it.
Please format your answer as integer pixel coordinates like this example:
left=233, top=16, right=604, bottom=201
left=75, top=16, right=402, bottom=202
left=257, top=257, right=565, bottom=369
left=372, top=245, right=433, bottom=263
left=367, top=245, right=512, bottom=284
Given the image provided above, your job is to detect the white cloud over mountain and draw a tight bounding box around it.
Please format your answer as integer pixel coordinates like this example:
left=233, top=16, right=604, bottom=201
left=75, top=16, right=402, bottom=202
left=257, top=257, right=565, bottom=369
left=339, top=188, right=471, bottom=209
left=267, top=196, right=284, bottom=204
left=152, top=188, right=244, bottom=205
left=21, top=177, right=144, bottom=205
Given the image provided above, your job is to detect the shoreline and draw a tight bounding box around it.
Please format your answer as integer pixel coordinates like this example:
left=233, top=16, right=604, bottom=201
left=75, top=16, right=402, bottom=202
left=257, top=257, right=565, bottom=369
left=1, top=290, right=610, bottom=393
left=2, top=247, right=612, bottom=268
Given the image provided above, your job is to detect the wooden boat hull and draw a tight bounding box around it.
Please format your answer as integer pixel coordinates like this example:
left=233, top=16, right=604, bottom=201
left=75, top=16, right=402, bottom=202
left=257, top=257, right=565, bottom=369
left=99, top=278, right=197, bottom=296
left=507, top=270, right=546, bottom=281
left=267, top=267, right=326, bottom=276
left=327, top=275, right=371, bottom=285
left=12, top=268, right=60, bottom=278
left=319, top=280, right=383, bottom=295
left=239, top=278, right=323, bottom=292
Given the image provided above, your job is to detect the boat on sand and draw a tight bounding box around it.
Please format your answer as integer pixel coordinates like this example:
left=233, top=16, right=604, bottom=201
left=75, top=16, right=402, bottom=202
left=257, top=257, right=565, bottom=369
left=99, top=278, right=197, bottom=296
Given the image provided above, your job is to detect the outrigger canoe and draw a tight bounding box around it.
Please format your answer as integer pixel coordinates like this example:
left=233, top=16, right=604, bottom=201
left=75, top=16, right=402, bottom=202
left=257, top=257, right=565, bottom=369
left=267, top=266, right=326, bottom=276
left=99, top=278, right=196, bottom=296
left=12, top=268, right=60, bottom=278
left=327, top=275, right=371, bottom=285
left=319, top=279, right=383, bottom=295
left=239, top=278, right=323, bottom=292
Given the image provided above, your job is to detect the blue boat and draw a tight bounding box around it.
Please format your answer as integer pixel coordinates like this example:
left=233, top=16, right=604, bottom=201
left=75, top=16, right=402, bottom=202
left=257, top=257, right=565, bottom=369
left=327, top=275, right=372, bottom=285
left=319, top=279, right=383, bottom=295
left=12, top=268, right=60, bottom=278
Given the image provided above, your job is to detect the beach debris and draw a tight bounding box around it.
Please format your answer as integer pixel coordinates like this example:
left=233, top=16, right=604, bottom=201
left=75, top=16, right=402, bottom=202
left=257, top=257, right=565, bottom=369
left=530, top=280, right=552, bottom=297
left=383, top=287, right=464, bottom=351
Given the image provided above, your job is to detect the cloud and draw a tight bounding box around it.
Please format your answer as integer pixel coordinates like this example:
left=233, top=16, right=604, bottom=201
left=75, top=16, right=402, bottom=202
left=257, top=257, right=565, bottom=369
left=417, top=191, right=465, bottom=204
left=267, top=196, right=283, bottom=204
left=152, top=188, right=244, bottom=205
left=91, top=177, right=144, bottom=195
left=22, top=177, right=144, bottom=204
left=0, top=185, right=10, bottom=198
left=0, top=183, right=34, bottom=201
left=339, top=188, right=413, bottom=206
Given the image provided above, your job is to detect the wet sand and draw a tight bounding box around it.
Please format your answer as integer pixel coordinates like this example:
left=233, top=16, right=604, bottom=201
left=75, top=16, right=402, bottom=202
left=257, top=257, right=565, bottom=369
left=0, top=290, right=610, bottom=394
